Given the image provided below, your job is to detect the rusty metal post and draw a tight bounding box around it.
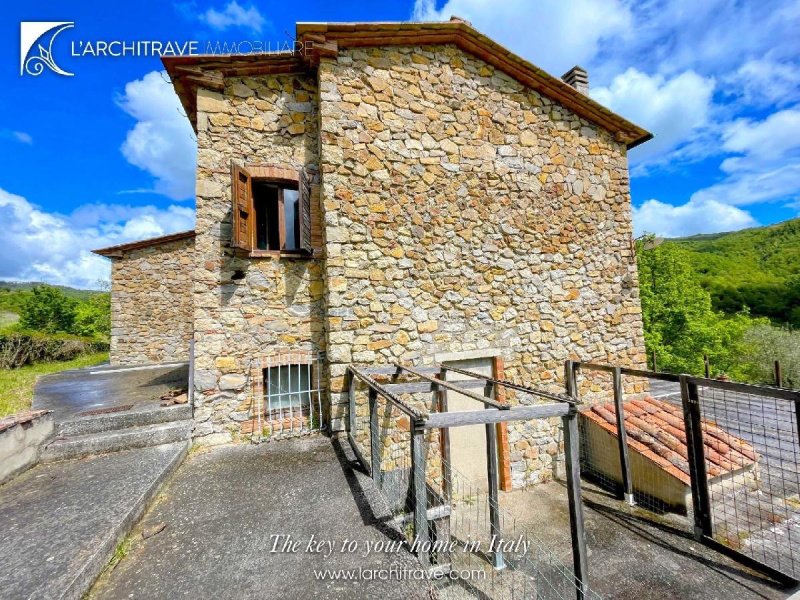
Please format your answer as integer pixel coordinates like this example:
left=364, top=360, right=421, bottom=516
left=484, top=380, right=505, bottom=570
left=563, top=405, right=589, bottom=600
left=436, top=367, right=452, bottom=502
left=612, top=367, right=635, bottom=505
left=411, top=418, right=430, bottom=567
left=680, top=376, right=712, bottom=539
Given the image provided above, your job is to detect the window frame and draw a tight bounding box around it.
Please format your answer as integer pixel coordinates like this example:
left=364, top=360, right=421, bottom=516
left=230, top=164, right=314, bottom=258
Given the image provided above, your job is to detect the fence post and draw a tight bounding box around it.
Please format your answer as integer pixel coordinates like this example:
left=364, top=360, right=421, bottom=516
left=775, top=360, right=782, bottom=388
left=563, top=406, right=589, bottom=600
left=188, top=337, right=195, bottom=415
left=484, top=381, right=506, bottom=570
left=436, top=368, right=452, bottom=502
left=651, top=349, right=658, bottom=372
left=612, top=367, right=635, bottom=506
left=369, top=388, right=381, bottom=488
left=679, top=375, right=712, bottom=539
left=564, top=359, right=579, bottom=401
left=348, top=369, right=356, bottom=435
left=410, top=418, right=430, bottom=567
left=704, top=354, right=710, bottom=379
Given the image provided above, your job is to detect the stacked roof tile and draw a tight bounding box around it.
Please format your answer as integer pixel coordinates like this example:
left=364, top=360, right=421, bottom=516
left=581, top=396, right=758, bottom=485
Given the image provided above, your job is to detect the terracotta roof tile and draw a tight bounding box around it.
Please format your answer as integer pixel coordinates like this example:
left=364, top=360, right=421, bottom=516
left=581, top=396, right=757, bottom=485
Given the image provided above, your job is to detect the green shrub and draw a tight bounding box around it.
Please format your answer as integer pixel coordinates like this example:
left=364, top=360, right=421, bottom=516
left=0, top=330, right=109, bottom=369
left=19, top=286, right=78, bottom=334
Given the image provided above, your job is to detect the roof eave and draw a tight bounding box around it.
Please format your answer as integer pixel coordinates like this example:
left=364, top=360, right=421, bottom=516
left=92, top=230, right=196, bottom=258
left=164, top=20, right=652, bottom=147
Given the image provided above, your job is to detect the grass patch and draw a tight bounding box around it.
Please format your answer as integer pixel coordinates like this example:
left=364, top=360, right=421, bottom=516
left=0, top=311, right=18, bottom=329
left=0, top=352, right=108, bottom=417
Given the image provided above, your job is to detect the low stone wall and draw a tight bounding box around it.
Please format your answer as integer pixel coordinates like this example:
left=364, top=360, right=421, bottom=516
left=0, top=410, right=54, bottom=484
left=109, top=236, right=195, bottom=365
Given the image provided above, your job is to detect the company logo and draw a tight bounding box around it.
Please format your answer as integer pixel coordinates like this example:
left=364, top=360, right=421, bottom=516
left=19, top=21, right=312, bottom=78
left=20, top=21, right=75, bottom=77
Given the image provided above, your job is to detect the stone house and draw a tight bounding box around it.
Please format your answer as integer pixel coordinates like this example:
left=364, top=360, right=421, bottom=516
left=94, top=19, right=651, bottom=487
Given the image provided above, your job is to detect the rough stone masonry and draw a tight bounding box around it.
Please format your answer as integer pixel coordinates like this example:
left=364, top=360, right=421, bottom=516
left=98, top=22, right=650, bottom=487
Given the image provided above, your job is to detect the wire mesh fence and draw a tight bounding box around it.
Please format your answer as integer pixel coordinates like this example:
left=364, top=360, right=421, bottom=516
left=573, top=360, right=800, bottom=583
left=348, top=368, right=601, bottom=600
left=692, top=379, right=800, bottom=580
left=575, top=366, right=691, bottom=518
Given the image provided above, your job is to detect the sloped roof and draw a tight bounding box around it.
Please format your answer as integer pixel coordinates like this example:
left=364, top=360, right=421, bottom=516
left=582, top=396, right=757, bottom=485
left=92, top=230, right=195, bottom=258
left=162, top=19, right=652, bottom=148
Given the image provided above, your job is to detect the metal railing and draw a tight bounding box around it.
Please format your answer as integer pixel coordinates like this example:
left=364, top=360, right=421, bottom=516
left=568, top=360, right=800, bottom=586
left=346, top=361, right=598, bottom=600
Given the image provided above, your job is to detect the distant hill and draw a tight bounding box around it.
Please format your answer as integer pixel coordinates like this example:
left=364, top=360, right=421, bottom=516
left=668, top=218, right=800, bottom=326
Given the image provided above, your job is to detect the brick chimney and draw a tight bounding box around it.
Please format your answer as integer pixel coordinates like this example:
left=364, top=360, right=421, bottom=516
left=562, top=65, right=589, bottom=95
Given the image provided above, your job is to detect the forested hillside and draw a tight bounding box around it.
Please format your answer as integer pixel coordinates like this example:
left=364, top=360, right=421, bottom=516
left=669, top=219, right=800, bottom=326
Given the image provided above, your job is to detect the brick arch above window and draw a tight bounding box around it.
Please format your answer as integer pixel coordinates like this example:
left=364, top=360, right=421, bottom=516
left=247, top=164, right=300, bottom=183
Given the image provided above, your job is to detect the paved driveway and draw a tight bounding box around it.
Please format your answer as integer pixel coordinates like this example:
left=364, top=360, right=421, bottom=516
left=33, top=362, right=188, bottom=422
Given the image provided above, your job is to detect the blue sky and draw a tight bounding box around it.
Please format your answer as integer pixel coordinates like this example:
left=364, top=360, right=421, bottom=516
left=1, top=0, right=799, bottom=288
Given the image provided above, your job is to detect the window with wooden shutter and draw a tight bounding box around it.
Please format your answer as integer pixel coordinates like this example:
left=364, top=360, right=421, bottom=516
left=298, top=167, right=313, bottom=254
left=231, top=164, right=314, bottom=258
left=231, top=164, right=253, bottom=251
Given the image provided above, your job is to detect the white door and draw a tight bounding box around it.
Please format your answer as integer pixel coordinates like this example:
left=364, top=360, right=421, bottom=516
left=444, top=357, right=494, bottom=494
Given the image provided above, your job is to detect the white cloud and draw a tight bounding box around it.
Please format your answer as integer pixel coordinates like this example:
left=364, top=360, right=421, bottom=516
left=12, top=131, right=33, bottom=144
left=1, top=130, right=33, bottom=145
left=0, top=188, right=195, bottom=289
left=592, top=68, right=716, bottom=169
left=720, top=109, right=800, bottom=168
left=200, top=1, right=266, bottom=34
left=597, top=0, right=800, bottom=81
left=690, top=109, right=800, bottom=207
left=726, top=59, right=800, bottom=108
left=412, top=0, right=632, bottom=75
left=117, top=71, right=196, bottom=201
left=633, top=198, right=757, bottom=238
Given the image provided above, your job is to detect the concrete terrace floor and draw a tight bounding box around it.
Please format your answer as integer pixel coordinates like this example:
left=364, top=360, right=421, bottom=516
left=500, top=480, right=797, bottom=600
left=87, top=432, right=799, bottom=600
left=89, top=436, right=433, bottom=600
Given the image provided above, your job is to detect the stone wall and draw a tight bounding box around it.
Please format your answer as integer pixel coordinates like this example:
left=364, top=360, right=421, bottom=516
left=318, top=45, right=647, bottom=486
left=110, top=237, right=195, bottom=365
left=193, top=73, right=325, bottom=444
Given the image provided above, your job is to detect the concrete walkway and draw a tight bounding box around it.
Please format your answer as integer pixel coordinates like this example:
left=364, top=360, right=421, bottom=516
left=90, top=436, right=432, bottom=600
left=0, top=442, right=187, bottom=600
left=0, top=363, right=192, bottom=600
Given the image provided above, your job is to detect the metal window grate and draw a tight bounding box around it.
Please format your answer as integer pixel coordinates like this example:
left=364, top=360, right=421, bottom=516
left=250, top=349, right=326, bottom=441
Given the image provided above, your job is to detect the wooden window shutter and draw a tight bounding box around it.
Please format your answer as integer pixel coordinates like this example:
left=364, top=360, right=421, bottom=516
left=298, top=167, right=313, bottom=254
left=231, top=164, right=253, bottom=251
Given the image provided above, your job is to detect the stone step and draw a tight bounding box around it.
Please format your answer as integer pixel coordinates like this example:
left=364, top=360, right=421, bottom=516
left=57, top=404, right=191, bottom=437
left=42, top=421, right=192, bottom=462
left=0, top=442, right=189, bottom=600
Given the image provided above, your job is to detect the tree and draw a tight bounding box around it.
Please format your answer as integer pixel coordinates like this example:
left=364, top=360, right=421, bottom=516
left=73, top=292, right=111, bottom=340
left=636, top=236, right=763, bottom=377
left=742, top=324, right=799, bottom=388
left=18, top=286, right=77, bottom=334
